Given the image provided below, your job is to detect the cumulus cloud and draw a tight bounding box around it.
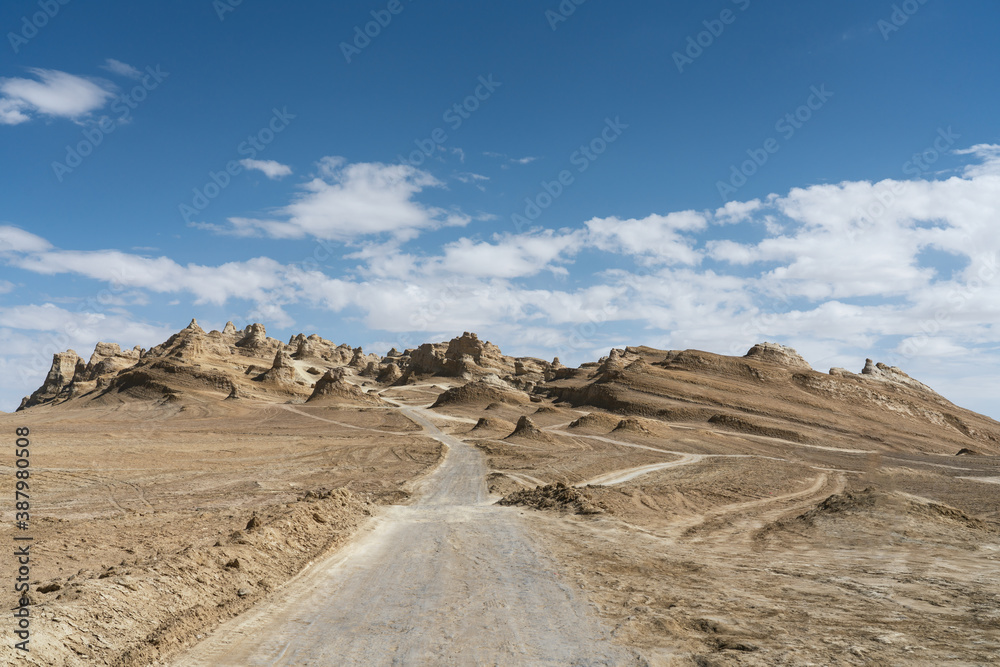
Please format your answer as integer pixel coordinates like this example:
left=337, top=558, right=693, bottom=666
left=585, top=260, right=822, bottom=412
left=585, top=212, right=708, bottom=265
left=239, top=158, right=292, bottom=179
left=435, top=230, right=585, bottom=278
left=0, top=69, right=114, bottom=124
left=714, top=199, right=762, bottom=224
left=213, top=157, right=470, bottom=241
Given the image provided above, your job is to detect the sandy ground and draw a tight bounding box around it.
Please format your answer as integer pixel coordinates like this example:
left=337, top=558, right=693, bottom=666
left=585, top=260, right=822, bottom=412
left=0, top=397, right=440, bottom=665
left=3, top=377, right=999, bottom=665
left=170, top=397, right=634, bottom=665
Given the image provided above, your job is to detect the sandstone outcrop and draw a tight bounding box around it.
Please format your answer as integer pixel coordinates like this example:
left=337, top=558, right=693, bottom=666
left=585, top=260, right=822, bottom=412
left=307, top=370, right=385, bottom=406
left=19, top=350, right=86, bottom=409
left=254, top=350, right=297, bottom=386
left=860, top=358, right=937, bottom=393
left=235, top=323, right=270, bottom=352
left=744, top=342, right=813, bottom=370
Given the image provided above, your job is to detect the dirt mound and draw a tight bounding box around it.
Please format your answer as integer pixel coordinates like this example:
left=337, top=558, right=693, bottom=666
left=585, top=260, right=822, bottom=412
left=505, top=416, right=556, bottom=444
left=533, top=405, right=563, bottom=415
left=956, top=448, right=982, bottom=456
left=431, top=380, right=529, bottom=409
left=758, top=487, right=996, bottom=544
left=307, top=370, right=386, bottom=406
left=611, top=417, right=663, bottom=436
left=497, top=482, right=602, bottom=514
left=707, top=413, right=808, bottom=443
left=469, top=417, right=517, bottom=434
left=568, top=412, right=622, bottom=431
left=801, top=488, right=989, bottom=527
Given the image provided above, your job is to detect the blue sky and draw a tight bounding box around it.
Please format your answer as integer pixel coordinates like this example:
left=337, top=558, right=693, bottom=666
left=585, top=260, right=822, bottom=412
left=2, top=0, right=999, bottom=417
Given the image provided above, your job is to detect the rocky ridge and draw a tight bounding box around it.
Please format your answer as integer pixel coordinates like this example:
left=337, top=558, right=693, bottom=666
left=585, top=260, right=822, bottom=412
left=16, top=322, right=1000, bottom=455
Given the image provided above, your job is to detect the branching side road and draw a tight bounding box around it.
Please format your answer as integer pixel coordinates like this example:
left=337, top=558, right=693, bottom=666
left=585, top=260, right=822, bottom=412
left=170, top=403, right=633, bottom=666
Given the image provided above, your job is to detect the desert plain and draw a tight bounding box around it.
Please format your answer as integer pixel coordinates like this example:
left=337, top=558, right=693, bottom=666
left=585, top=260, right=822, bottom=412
left=2, top=319, right=998, bottom=666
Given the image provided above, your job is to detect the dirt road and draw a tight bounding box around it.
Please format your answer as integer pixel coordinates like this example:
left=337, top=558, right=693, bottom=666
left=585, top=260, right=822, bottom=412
left=170, top=403, right=632, bottom=666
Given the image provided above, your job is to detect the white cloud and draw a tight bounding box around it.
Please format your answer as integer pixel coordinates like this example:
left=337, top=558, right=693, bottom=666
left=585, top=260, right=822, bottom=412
left=435, top=230, right=584, bottom=279
left=454, top=172, right=489, bottom=191
left=213, top=157, right=469, bottom=241
left=239, top=158, right=292, bottom=179
left=0, top=69, right=114, bottom=124
left=483, top=152, right=539, bottom=168
left=954, top=143, right=1000, bottom=178
left=0, top=226, right=53, bottom=253
left=10, top=249, right=291, bottom=306
left=714, top=199, right=762, bottom=224
left=0, top=280, right=14, bottom=294
left=454, top=172, right=489, bottom=184
left=101, top=59, right=142, bottom=80
left=585, top=212, right=707, bottom=265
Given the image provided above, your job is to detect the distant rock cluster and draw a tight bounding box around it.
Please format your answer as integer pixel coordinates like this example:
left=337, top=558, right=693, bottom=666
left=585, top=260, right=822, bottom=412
left=17, top=318, right=951, bottom=418
left=17, top=321, right=557, bottom=411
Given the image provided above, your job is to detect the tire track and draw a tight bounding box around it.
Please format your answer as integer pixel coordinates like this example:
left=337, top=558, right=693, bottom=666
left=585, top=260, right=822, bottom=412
left=171, top=403, right=634, bottom=666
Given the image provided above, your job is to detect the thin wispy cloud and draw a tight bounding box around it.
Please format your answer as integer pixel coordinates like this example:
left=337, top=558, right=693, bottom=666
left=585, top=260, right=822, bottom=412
left=101, top=59, right=142, bottom=80
left=483, top=152, right=539, bottom=169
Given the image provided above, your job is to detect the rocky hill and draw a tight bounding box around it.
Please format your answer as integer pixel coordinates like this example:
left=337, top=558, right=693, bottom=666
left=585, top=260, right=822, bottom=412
left=17, top=321, right=552, bottom=412
left=541, top=342, right=1000, bottom=455
left=17, top=324, right=1000, bottom=455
